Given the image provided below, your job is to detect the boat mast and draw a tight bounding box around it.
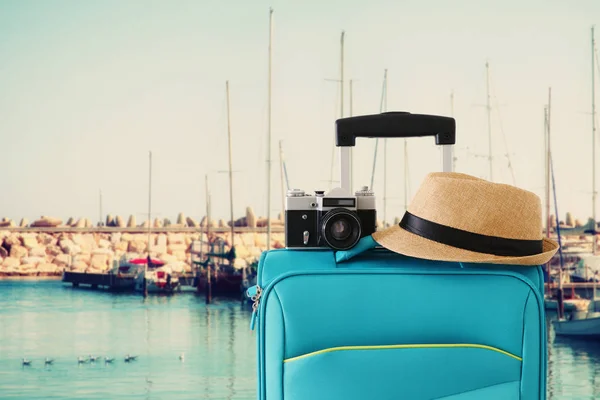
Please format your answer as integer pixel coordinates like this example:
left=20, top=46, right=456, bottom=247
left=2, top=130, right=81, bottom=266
left=450, top=90, right=456, bottom=171
left=383, top=74, right=389, bottom=225
left=370, top=69, right=387, bottom=190
left=546, top=88, right=552, bottom=242
left=279, top=140, right=286, bottom=222
left=349, top=78, right=353, bottom=189
left=225, top=81, right=235, bottom=250
left=485, top=62, right=493, bottom=182
left=266, top=7, right=273, bottom=251
left=592, top=26, right=597, bottom=254
left=331, top=31, right=345, bottom=191
left=99, top=189, right=103, bottom=227
left=144, top=150, right=152, bottom=298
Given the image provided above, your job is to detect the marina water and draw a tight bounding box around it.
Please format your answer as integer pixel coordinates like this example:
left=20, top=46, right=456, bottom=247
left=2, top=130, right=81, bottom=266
left=0, top=280, right=598, bottom=400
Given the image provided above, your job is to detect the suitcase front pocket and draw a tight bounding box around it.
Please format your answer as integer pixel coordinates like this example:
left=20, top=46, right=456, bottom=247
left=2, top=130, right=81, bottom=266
left=283, top=343, right=521, bottom=400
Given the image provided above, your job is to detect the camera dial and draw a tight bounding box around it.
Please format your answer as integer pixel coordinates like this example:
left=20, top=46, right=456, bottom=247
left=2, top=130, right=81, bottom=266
left=287, top=189, right=306, bottom=197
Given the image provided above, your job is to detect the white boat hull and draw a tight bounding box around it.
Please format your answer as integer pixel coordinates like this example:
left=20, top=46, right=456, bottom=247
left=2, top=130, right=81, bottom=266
left=545, top=298, right=590, bottom=311
left=553, top=315, right=600, bottom=339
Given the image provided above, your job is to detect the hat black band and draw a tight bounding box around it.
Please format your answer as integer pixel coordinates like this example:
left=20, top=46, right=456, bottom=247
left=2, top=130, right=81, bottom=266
left=399, top=212, right=544, bottom=257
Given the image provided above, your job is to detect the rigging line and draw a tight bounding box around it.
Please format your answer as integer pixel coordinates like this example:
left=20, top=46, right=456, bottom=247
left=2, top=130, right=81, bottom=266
left=489, top=70, right=517, bottom=186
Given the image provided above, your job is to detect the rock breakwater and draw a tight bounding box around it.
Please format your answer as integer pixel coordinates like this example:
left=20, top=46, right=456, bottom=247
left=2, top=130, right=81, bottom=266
left=0, top=230, right=284, bottom=278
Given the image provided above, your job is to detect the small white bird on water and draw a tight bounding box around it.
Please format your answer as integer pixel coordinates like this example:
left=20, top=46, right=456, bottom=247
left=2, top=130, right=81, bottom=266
left=45, top=358, right=54, bottom=365
left=104, top=356, right=114, bottom=363
left=22, top=358, right=31, bottom=366
left=89, top=355, right=98, bottom=362
left=124, top=354, right=138, bottom=363
left=77, top=356, right=88, bottom=364
left=179, top=352, right=185, bottom=362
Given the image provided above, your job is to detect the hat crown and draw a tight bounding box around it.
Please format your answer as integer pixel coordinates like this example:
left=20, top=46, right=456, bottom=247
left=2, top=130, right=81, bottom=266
left=407, top=173, right=542, bottom=241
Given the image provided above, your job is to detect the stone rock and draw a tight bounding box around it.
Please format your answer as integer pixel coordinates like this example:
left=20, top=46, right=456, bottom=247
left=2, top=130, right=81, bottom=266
left=140, top=220, right=150, bottom=228
left=30, top=216, right=62, bottom=227
left=159, top=253, right=178, bottom=264
left=82, top=233, right=97, bottom=252
left=121, top=233, right=134, bottom=242
left=4, top=234, right=20, bottom=247
left=73, top=253, right=91, bottom=264
left=53, top=254, right=71, bottom=267
left=90, top=254, right=110, bottom=270
left=21, top=234, right=39, bottom=249
left=98, top=239, right=111, bottom=248
left=38, top=233, right=57, bottom=246
left=153, top=244, right=167, bottom=254
left=71, top=261, right=87, bottom=272
left=565, top=212, right=574, bottom=227
left=74, top=218, right=86, bottom=228
left=254, top=234, right=266, bottom=248
left=110, top=233, right=122, bottom=244
left=157, top=234, right=167, bottom=247
left=85, top=219, right=94, bottom=228
left=177, top=212, right=186, bottom=226
left=115, top=215, right=125, bottom=227
left=66, top=217, right=74, bottom=226
left=246, top=207, right=257, bottom=228
left=127, top=215, right=136, bottom=228
left=163, top=218, right=171, bottom=227
left=0, top=219, right=15, bottom=227
left=0, top=246, right=8, bottom=258
left=106, top=214, right=115, bottom=227
left=37, top=263, right=59, bottom=274
left=114, top=241, right=128, bottom=252
left=10, top=245, right=28, bottom=259
left=92, top=248, right=113, bottom=256
left=2, top=257, right=19, bottom=268
left=29, top=247, right=47, bottom=258
left=186, top=217, right=198, bottom=228
left=153, top=218, right=163, bottom=228
left=21, top=256, right=45, bottom=266
left=219, top=219, right=226, bottom=228
left=128, top=241, right=147, bottom=253
left=19, top=218, right=28, bottom=228
left=172, top=250, right=186, bottom=261
left=167, top=233, right=185, bottom=245
left=168, top=243, right=187, bottom=253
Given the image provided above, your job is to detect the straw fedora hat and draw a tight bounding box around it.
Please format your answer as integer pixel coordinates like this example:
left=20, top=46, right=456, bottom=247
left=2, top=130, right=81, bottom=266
left=372, top=172, right=559, bottom=265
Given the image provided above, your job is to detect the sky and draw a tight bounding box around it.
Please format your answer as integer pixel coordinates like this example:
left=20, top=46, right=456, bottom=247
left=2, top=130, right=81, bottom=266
left=0, top=0, right=599, bottom=225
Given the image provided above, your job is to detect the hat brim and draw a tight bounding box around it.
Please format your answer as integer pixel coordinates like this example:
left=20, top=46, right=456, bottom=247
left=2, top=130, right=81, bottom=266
left=372, top=225, right=559, bottom=266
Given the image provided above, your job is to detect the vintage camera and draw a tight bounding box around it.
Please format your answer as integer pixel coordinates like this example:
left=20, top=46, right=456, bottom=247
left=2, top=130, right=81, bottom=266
left=285, top=186, right=376, bottom=250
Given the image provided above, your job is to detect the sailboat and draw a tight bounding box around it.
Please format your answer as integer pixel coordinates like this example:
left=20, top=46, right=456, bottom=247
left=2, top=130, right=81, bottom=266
left=133, top=152, right=180, bottom=294
left=552, top=26, right=600, bottom=339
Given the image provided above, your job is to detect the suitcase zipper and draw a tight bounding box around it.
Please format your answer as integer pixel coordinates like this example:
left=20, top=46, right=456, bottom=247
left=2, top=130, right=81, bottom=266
left=247, top=285, right=262, bottom=330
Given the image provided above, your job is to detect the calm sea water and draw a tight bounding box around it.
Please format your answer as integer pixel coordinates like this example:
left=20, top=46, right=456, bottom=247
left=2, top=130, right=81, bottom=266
left=0, top=280, right=599, bottom=400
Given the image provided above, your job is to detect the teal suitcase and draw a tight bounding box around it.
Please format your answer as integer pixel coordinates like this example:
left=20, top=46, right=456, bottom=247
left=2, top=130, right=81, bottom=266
left=248, top=248, right=546, bottom=400
left=248, top=112, right=547, bottom=399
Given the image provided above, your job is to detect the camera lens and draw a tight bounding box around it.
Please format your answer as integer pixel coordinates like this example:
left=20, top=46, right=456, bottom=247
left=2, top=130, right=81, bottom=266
left=330, top=218, right=351, bottom=241
left=320, top=208, right=361, bottom=251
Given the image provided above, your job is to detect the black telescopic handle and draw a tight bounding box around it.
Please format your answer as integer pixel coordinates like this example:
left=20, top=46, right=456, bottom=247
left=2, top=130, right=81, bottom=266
left=335, top=111, right=456, bottom=147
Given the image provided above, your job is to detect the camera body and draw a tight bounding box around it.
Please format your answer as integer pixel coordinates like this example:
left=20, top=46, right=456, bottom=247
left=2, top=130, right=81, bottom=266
left=285, top=186, right=377, bottom=250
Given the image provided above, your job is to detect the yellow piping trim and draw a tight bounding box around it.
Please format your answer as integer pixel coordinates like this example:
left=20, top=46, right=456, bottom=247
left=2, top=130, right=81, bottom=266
left=284, top=343, right=522, bottom=363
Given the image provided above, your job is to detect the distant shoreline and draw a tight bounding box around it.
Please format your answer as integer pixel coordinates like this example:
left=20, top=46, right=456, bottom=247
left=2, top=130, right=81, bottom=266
left=0, top=275, right=61, bottom=281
